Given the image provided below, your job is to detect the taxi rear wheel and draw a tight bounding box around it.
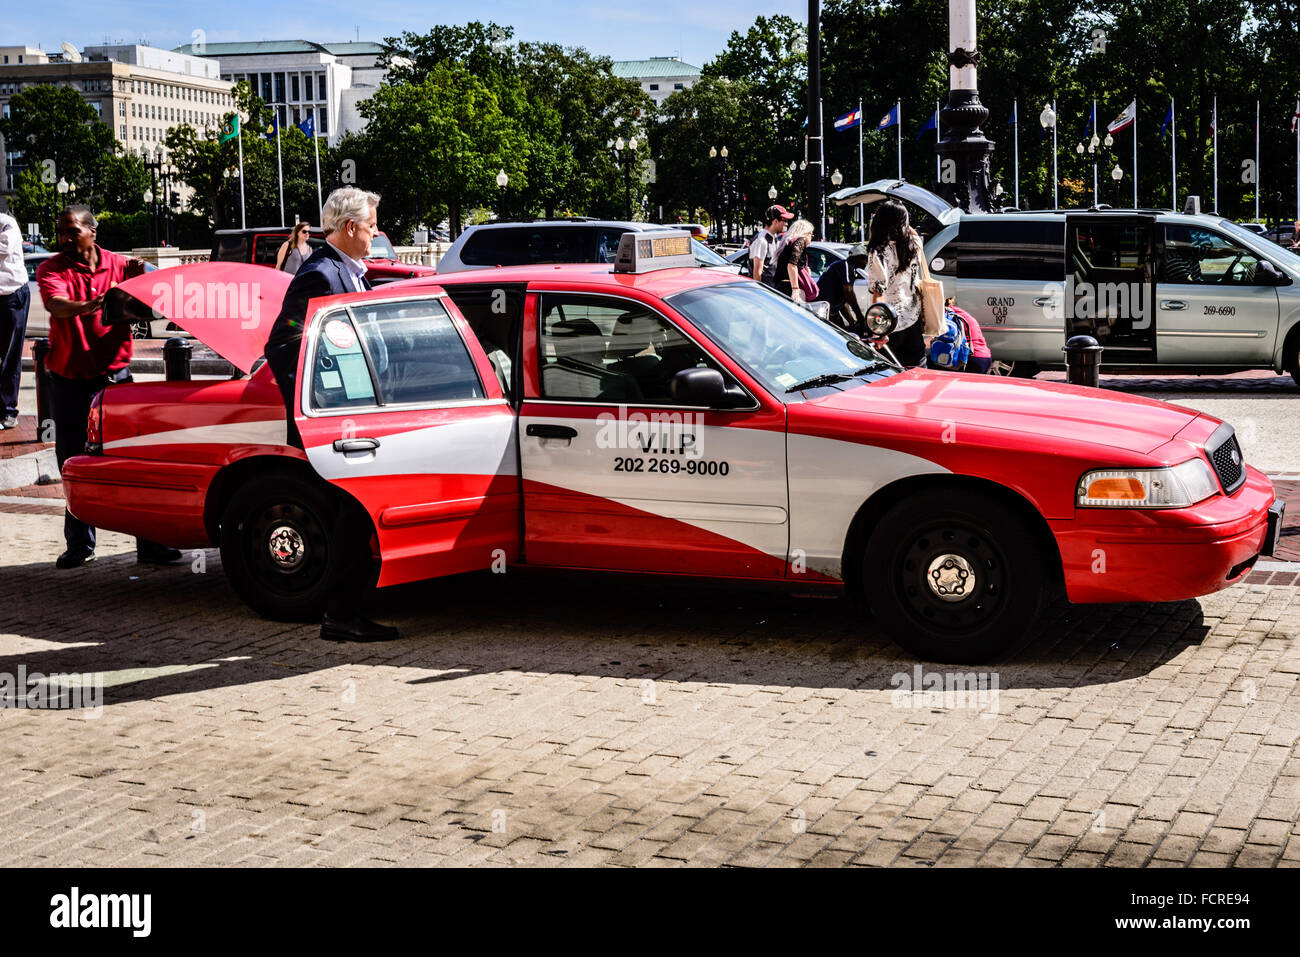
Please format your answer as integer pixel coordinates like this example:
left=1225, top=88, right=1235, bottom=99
left=219, top=474, right=340, bottom=622
left=862, top=491, right=1045, bottom=663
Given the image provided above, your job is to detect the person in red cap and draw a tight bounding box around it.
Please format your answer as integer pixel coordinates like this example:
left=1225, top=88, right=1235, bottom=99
left=748, top=204, right=793, bottom=287
left=36, top=205, right=181, bottom=569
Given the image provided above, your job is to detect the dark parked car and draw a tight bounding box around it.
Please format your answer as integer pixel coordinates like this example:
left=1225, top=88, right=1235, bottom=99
left=210, top=227, right=436, bottom=285
left=434, top=220, right=731, bottom=273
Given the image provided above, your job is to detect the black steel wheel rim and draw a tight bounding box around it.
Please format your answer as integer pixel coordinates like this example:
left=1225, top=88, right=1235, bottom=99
left=895, top=518, right=1010, bottom=637
left=244, top=501, right=330, bottom=597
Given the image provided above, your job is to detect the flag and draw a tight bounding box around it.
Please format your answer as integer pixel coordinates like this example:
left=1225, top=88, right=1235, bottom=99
left=1159, top=102, right=1173, bottom=141
left=299, top=114, right=315, bottom=137
left=916, top=111, right=937, bottom=141
left=1082, top=104, right=1094, bottom=138
left=1292, top=107, right=1300, bottom=134
left=834, top=108, right=862, bottom=132
left=1009, top=101, right=1017, bottom=126
left=1107, top=99, right=1136, bottom=134
left=877, top=103, right=900, bottom=129
left=263, top=115, right=279, bottom=141
left=219, top=114, right=240, bottom=143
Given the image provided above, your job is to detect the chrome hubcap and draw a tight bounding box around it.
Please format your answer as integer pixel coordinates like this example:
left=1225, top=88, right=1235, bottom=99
left=927, top=554, right=976, bottom=602
left=267, top=525, right=306, bottom=570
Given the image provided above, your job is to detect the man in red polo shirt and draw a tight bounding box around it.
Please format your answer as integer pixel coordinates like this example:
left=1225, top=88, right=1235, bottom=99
left=36, top=205, right=180, bottom=569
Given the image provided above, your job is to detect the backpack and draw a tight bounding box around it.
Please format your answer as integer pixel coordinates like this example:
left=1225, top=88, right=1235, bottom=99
left=927, top=308, right=972, bottom=371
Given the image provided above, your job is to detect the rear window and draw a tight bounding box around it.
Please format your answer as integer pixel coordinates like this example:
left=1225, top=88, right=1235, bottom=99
left=212, top=234, right=250, bottom=263
left=954, top=220, right=1065, bottom=281
left=459, top=226, right=594, bottom=266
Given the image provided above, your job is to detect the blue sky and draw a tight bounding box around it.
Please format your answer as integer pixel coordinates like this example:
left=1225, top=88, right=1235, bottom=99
left=10, top=0, right=807, bottom=68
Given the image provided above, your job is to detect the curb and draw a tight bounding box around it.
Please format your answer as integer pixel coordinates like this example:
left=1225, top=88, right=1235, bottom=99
left=0, top=447, right=59, bottom=492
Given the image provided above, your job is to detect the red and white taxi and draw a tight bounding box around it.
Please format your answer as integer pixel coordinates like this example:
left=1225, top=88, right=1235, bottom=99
left=63, top=233, right=1284, bottom=662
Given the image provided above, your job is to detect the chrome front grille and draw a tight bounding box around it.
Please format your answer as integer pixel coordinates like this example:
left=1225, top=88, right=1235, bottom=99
left=1207, top=425, right=1245, bottom=493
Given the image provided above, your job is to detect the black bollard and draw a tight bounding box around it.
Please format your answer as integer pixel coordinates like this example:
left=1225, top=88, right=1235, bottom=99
left=1063, top=335, right=1103, bottom=388
left=163, top=337, right=193, bottom=381
left=32, top=337, right=51, bottom=435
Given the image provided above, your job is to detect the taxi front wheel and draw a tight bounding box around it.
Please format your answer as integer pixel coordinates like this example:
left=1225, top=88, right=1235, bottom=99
left=862, top=491, right=1045, bottom=663
left=219, top=474, right=340, bottom=622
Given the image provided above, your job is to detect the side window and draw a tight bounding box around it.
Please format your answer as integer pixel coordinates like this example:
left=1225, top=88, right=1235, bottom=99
left=440, top=284, right=525, bottom=401
left=460, top=227, right=592, bottom=266
left=349, top=299, right=486, bottom=405
left=309, top=313, right=377, bottom=410
left=1160, top=225, right=1262, bottom=285
left=252, top=234, right=289, bottom=265
left=309, top=299, right=486, bottom=411
left=1071, top=221, right=1150, bottom=275
left=955, top=221, right=1065, bottom=281
left=539, top=295, right=717, bottom=404
left=595, top=228, right=628, bottom=264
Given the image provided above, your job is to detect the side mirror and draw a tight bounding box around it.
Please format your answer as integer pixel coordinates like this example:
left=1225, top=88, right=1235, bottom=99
left=670, top=367, right=748, bottom=408
left=1257, top=260, right=1290, bottom=285
left=864, top=302, right=898, bottom=338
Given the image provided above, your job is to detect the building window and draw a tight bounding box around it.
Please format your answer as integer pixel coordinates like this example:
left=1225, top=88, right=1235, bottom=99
left=119, top=124, right=126, bottom=139
left=274, top=72, right=285, bottom=103
left=319, top=107, right=327, bottom=134
left=119, top=102, right=126, bottom=116
left=674, top=83, right=684, bottom=90
left=291, top=74, right=299, bottom=101
left=649, top=84, right=659, bottom=91
left=304, top=74, right=313, bottom=101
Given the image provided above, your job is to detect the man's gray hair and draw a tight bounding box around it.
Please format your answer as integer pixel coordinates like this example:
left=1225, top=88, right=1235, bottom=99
left=320, top=187, right=379, bottom=235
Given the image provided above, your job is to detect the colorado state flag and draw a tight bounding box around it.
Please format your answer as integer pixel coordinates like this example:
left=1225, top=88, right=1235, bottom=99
left=834, top=108, right=862, bottom=132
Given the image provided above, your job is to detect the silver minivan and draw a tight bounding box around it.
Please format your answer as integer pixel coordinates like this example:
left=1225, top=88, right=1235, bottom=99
left=830, top=182, right=1300, bottom=385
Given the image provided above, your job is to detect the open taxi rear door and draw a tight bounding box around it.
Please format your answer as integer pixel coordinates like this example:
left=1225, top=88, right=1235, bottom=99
left=290, top=285, right=521, bottom=588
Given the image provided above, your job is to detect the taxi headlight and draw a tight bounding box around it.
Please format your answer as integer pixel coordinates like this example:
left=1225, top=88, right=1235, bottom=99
left=1077, top=458, right=1219, bottom=508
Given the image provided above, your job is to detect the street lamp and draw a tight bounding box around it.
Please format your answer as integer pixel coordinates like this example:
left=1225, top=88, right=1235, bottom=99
left=1040, top=103, right=1058, bottom=208
left=1103, top=132, right=1113, bottom=148
left=496, top=168, right=508, bottom=221
left=708, top=145, right=729, bottom=242
left=614, top=137, right=637, bottom=222
left=768, top=185, right=778, bottom=200
left=830, top=169, right=844, bottom=239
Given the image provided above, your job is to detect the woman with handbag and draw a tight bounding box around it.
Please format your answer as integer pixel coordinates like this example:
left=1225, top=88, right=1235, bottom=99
left=865, top=200, right=942, bottom=367
left=773, top=218, right=816, bottom=303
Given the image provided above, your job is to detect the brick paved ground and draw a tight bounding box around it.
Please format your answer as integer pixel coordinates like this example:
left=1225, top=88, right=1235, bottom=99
left=0, top=511, right=1297, bottom=867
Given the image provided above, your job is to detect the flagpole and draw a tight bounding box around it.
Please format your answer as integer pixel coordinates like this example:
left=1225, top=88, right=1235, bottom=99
left=1170, top=98, right=1176, bottom=210
left=858, top=98, right=864, bottom=241
left=1213, top=95, right=1218, bottom=213
left=1052, top=98, right=1058, bottom=209
left=313, top=124, right=323, bottom=223
left=237, top=120, right=246, bottom=230
left=1013, top=98, right=1019, bottom=208
left=1133, top=102, right=1138, bottom=209
left=1092, top=98, right=1098, bottom=205
left=1295, top=97, right=1299, bottom=223
left=935, top=101, right=940, bottom=188
left=896, top=99, right=902, bottom=180
left=275, top=114, right=285, bottom=228
left=1255, top=99, right=1260, bottom=222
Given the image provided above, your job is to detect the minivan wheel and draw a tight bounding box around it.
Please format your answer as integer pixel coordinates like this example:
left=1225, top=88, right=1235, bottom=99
left=1285, top=327, right=1300, bottom=389
left=997, top=360, right=1038, bottom=378
left=862, top=490, right=1045, bottom=663
left=219, top=474, right=341, bottom=622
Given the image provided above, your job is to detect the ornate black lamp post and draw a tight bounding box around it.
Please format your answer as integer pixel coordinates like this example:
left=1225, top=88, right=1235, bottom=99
left=936, top=0, right=1000, bottom=213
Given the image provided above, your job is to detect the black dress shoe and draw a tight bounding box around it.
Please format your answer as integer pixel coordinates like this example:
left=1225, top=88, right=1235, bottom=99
left=320, top=614, right=402, bottom=643
left=136, top=545, right=183, bottom=565
left=55, top=549, right=96, bottom=569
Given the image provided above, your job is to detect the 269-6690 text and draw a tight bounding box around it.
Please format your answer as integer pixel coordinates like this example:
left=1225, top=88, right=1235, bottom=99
left=613, top=456, right=730, bottom=476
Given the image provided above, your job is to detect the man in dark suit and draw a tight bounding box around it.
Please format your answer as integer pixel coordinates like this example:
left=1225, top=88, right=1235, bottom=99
left=263, top=187, right=400, bottom=644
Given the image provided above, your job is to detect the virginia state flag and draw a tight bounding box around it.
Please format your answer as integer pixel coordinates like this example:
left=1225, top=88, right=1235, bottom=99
left=915, top=110, right=937, bottom=141
left=299, top=114, right=315, bottom=137
left=1159, top=102, right=1173, bottom=141
left=877, top=103, right=900, bottom=129
left=834, top=107, right=862, bottom=132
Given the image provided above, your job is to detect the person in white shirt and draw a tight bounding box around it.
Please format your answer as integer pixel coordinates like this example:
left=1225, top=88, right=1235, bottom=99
left=0, top=212, right=31, bottom=429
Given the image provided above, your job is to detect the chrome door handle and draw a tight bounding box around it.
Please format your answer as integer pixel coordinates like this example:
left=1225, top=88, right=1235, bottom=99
left=1032, top=297, right=1059, bottom=307
left=332, top=438, right=380, bottom=453
left=1160, top=299, right=1188, bottom=311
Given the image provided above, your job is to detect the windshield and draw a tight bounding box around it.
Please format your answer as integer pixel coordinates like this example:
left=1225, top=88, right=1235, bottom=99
left=667, top=281, right=899, bottom=397
left=368, top=233, right=398, bottom=260
left=691, top=239, right=728, bottom=267
left=1217, top=219, right=1300, bottom=271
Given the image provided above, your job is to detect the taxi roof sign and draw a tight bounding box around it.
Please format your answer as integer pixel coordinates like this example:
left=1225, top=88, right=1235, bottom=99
left=613, top=229, right=696, bottom=273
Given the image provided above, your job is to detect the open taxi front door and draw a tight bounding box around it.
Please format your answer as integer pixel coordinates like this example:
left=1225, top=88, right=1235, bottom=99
left=292, top=287, right=522, bottom=588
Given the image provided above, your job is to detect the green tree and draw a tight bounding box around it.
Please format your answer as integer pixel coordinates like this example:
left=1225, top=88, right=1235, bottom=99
left=357, top=63, right=526, bottom=239
left=0, top=84, right=115, bottom=199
